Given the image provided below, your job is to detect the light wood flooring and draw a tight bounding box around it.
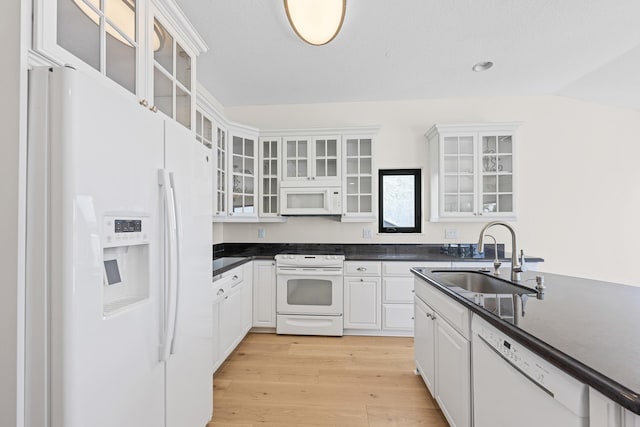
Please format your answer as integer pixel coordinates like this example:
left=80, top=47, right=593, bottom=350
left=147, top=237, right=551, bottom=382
left=208, top=333, right=448, bottom=427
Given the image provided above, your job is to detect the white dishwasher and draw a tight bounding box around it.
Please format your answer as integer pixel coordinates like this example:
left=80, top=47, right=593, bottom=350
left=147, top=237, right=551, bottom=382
left=472, top=315, right=589, bottom=427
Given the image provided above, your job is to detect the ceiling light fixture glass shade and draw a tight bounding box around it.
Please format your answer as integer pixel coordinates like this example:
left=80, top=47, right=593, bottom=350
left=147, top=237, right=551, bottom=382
left=284, top=0, right=346, bottom=46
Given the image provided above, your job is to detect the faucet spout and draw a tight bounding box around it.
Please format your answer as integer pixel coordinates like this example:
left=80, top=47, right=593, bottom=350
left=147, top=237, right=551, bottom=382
left=477, top=221, right=522, bottom=282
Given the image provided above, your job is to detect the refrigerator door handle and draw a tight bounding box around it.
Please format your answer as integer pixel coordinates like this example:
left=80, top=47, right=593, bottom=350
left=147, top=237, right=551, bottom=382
left=159, top=169, right=179, bottom=361
left=168, top=172, right=182, bottom=355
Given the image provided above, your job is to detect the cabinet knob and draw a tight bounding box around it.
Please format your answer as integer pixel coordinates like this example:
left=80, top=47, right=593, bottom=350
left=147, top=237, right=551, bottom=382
left=232, top=275, right=239, bottom=280
left=411, top=316, right=415, bottom=320
left=150, top=105, right=158, bottom=113
left=360, top=278, right=364, bottom=282
left=411, top=289, right=415, bottom=293
left=356, top=267, right=367, bottom=271
left=139, top=99, right=149, bottom=107
left=311, top=176, right=316, bottom=180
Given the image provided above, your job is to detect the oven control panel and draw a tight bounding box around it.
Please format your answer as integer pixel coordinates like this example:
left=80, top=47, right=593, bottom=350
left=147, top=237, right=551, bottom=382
left=275, top=254, right=345, bottom=268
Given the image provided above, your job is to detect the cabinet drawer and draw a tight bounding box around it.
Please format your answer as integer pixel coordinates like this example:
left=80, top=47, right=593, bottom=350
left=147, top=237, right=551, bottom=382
left=383, top=304, right=414, bottom=330
left=415, top=277, right=470, bottom=339
left=383, top=261, right=451, bottom=276
left=214, top=265, right=244, bottom=290
left=344, top=261, right=381, bottom=276
left=383, top=277, right=414, bottom=303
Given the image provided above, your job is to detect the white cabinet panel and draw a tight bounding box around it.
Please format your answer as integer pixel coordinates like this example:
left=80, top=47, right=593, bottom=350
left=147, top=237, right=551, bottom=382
left=383, top=277, right=414, bottom=303
left=382, top=303, right=414, bottom=330
left=414, top=298, right=435, bottom=394
left=252, top=260, right=276, bottom=328
left=343, top=276, right=381, bottom=330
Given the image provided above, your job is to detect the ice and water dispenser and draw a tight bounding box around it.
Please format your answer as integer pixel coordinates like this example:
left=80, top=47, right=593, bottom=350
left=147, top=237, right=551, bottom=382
left=102, top=214, right=150, bottom=315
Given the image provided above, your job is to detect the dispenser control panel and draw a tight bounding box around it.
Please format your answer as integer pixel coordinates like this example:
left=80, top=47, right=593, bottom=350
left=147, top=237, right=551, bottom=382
left=103, top=215, right=149, bottom=248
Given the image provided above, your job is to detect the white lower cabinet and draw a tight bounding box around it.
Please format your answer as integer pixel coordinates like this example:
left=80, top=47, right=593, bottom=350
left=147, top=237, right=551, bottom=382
left=212, top=263, right=253, bottom=373
left=414, top=276, right=471, bottom=427
left=344, top=261, right=382, bottom=330
left=589, top=388, right=640, bottom=427
left=252, top=260, right=277, bottom=328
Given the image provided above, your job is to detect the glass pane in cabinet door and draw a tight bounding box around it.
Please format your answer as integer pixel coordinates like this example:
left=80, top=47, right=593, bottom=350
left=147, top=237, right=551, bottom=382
left=263, top=160, right=270, bottom=175
left=153, top=19, right=173, bottom=73
left=483, top=154, right=498, bottom=172
left=203, top=118, right=212, bottom=142
left=483, top=175, right=497, bottom=193
left=460, top=136, right=474, bottom=154
left=316, top=140, right=326, bottom=157
left=460, top=175, right=474, bottom=193
left=153, top=67, right=173, bottom=117
left=232, top=159, right=242, bottom=182
left=175, top=86, right=191, bottom=128
left=244, top=196, right=254, bottom=213
left=360, top=195, right=372, bottom=213
left=233, top=136, right=243, bottom=155
left=346, top=177, right=358, bottom=194
left=245, top=176, right=254, bottom=194
left=443, top=137, right=458, bottom=155
left=105, top=0, right=136, bottom=39
left=263, top=178, right=270, bottom=194
left=347, top=195, right=358, bottom=213
left=195, top=111, right=202, bottom=136
left=245, top=157, right=254, bottom=176
left=105, top=23, right=136, bottom=93
left=360, top=158, right=372, bottom=174
left=57, top=0, right=100, bottom=71
left=270, top=178, right=277, bottom=195
left=298, top=141, right=307, bottom=158
left=347, top=158, right=358, bottom=174
left=459, top=155, right=474, bottom=173
left=263, top=141, right=270, bottom=158
left=271, top=140, right=278, bottom=156
left=286, top=160, right=296, bottom=178
left=326, top=159, right=337, bottom=176
left=483, top=194, right=497, bottom=213
left=498, top=175, right=512, bottom=192
left=315, top=159, right=326, bottom=177
left=346, top=139, right=358, bottom=156
left=444, top=156, right=458, bottom=173
left=245, top=139, right=254, bottom=157
left=327, top=140, right=337, bottom=157
left=232, top=195, right=242, bottom=213
left=498, top=155, right=512, bottom=173
left=498, top=136, right=512, bottom=154
left=271, top=197, right=278, bottom=213
left=270, top=160, right=277, bottom=175
left=483, top=136, right=497, bottom=154
left=263, top=196, right=270, bottom=212
left=175, top=43, right=191, bottom=90
left=361, top=139, right=372, bottom=156
left=287, top=141, right=296, bottom=157
left=460, top=195, right=474, bottom=213
left=444, top=176, right=458, bottom=194
left=298, top=160, right=307, bottom=177
left=498, top=194, right=513, bottom=212
left=361, top=177, right=372, bottom=194
left=444, top=195, right=458, bottom=212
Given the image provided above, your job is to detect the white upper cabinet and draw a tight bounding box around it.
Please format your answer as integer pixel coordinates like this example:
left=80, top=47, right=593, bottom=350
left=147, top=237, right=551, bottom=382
left=426, top=123, right=520, bottom=222
left=33, top=0, right=206, bottom=126
left=342, top=135, right=376, bottom=221
left=228, top=127, right=258, bottom=219
left=281, top=136, right=342, bottom=186
left=259, top=137, right=282, bottom=218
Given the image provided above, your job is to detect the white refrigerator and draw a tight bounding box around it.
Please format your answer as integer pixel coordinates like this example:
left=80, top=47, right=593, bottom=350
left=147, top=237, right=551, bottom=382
left=25, top=66, right=213, bottom=427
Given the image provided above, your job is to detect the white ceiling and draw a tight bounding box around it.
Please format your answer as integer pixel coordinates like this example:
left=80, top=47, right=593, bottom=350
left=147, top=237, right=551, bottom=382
left=176, top=0, right=640, bottom=109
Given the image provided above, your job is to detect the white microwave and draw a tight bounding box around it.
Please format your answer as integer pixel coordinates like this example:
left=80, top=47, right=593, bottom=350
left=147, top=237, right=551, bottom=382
left=280, top=187, right=342, bottom=215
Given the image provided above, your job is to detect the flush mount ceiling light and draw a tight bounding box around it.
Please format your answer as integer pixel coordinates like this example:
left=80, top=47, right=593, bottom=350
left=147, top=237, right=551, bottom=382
left=284, top=0, right=346, bottom=46
left=472, top=61, right=494, bottom=72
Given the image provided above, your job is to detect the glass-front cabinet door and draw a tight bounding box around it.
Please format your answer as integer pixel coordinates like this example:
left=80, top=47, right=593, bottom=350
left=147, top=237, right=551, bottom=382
left=213, top=123, right=228, bottom=217
left=281, top=136, right=341, bottom=186
left=259, top=137, right=281, bottom=217
left=426, top=123, right=520, bottom=221
left=343, top=136, right=375, bottom=220
left=229, top=132, right=257, bottom=217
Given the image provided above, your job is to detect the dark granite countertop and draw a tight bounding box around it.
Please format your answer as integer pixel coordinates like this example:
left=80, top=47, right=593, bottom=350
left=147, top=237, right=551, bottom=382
left=412, top=267, right=640, bottom=415
left=212, top=257, right=252, bottom=277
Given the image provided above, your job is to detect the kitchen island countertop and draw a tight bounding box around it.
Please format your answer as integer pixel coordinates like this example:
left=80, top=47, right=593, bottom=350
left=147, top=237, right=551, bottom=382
left=412, top=267, right=640, bottom=415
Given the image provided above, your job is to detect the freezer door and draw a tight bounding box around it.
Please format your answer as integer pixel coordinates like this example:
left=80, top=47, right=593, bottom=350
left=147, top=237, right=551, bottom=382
left=27, top=67, right=166, bottom=427
left=163, top=119, right=214, bottom=426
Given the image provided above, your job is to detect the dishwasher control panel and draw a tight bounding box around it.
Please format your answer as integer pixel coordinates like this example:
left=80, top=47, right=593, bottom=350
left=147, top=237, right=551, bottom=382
left=475, top=321, right=550, bottom=388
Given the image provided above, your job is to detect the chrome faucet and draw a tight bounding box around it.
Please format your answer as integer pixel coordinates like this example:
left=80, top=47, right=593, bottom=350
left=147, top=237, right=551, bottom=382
left=478, top=221, right=523, bottom=282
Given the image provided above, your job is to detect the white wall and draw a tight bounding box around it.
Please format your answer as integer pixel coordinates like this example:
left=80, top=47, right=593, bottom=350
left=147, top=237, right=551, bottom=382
left=1, top=0, right=27, bottom=425
left=222, top=96, right=640, bottom=286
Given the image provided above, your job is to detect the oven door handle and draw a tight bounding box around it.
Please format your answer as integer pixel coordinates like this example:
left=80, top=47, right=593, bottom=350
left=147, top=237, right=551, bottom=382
left=277, top=268, right=343, bottom=277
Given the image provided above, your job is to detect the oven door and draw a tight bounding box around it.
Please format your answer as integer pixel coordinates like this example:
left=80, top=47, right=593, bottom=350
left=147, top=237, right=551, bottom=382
left=276, top=268, right=343, bottom=315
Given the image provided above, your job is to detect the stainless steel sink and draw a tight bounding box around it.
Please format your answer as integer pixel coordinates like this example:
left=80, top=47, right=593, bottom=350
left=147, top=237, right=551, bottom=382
left=431, top=270, right=534, bottom=295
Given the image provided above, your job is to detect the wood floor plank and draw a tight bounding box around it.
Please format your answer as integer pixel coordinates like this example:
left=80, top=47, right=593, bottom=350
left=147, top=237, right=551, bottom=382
left=208, top=333, right=448, bottom=426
